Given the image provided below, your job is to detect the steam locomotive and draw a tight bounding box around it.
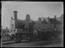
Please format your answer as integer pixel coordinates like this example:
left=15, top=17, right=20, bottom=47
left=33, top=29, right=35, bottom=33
left=7, top=18, right=61, bottom=42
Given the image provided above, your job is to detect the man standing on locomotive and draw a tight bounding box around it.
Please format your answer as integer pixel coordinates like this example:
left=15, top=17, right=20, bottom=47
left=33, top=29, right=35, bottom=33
left=24, top=14, right=34, bottom=40
left=25, top=14, right=31, bottom=32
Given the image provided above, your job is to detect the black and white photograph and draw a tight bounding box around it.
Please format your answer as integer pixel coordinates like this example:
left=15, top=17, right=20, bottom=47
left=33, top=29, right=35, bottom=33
left=1, top=1, right=63, bottom=47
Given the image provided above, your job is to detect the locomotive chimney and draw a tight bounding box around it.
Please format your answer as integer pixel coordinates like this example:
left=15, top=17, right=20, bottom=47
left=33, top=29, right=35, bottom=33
left=14, top=11, right=17, bottom=20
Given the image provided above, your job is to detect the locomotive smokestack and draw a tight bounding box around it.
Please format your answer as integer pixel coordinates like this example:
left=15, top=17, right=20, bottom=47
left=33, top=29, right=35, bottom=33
left=14, top=11, right=17, bottom=20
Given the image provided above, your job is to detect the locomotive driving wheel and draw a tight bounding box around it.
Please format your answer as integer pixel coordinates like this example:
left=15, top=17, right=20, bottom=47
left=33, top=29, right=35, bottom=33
left=15, top=33, right=22, bottom=43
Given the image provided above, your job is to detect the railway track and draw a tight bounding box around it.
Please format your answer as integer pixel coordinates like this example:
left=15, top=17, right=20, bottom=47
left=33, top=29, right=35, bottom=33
left=1, top=40, right=63, bottom=47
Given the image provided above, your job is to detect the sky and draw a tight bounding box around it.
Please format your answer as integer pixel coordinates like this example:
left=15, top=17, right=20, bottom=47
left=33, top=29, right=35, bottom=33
left=1, top=1, right=63, bottom=29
